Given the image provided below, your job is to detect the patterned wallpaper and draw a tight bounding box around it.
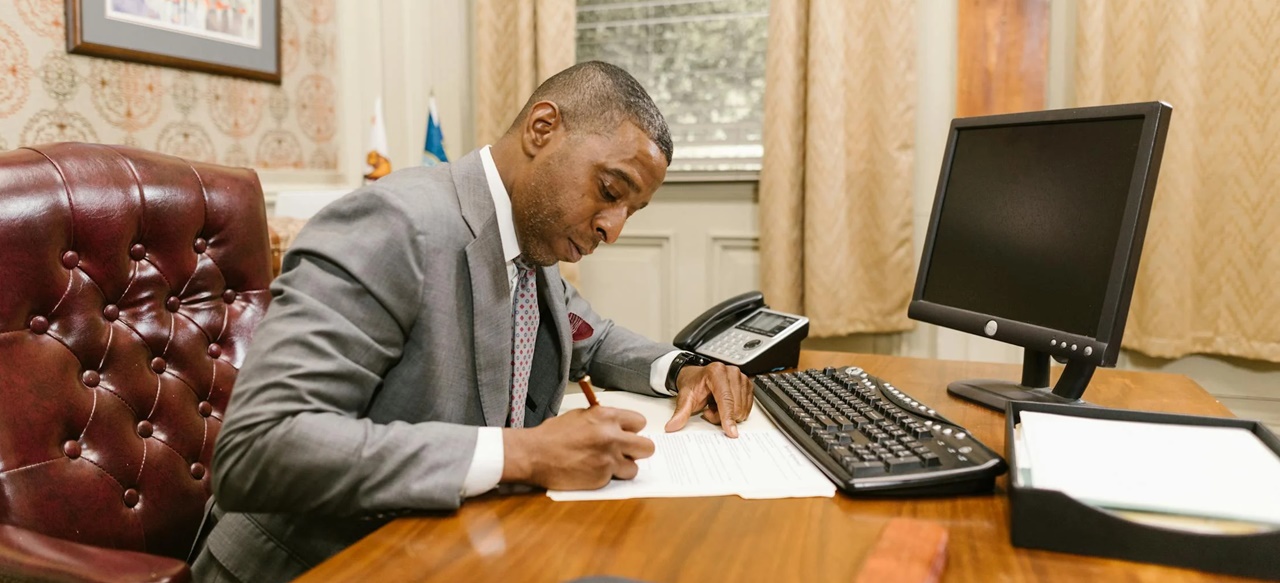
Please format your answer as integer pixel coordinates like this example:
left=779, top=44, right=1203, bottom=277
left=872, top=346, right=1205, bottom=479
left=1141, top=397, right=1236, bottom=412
left=0, top=0, right=340, bottom=170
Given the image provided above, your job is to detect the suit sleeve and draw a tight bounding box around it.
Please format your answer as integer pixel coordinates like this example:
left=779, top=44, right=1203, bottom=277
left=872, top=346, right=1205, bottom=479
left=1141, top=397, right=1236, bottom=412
left=561, top=277, right=677, bottom=396
left=211, top=186, right=476, bottom=517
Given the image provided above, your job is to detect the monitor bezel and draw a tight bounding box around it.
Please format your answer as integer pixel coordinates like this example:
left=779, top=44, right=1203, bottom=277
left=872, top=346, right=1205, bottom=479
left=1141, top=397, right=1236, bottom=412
left=908, top=101, right=1172, bottom=367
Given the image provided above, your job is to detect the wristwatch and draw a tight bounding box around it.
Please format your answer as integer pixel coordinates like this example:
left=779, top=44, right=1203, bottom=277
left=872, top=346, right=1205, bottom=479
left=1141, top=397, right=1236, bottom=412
left=666, top=351, right=712, bottom=394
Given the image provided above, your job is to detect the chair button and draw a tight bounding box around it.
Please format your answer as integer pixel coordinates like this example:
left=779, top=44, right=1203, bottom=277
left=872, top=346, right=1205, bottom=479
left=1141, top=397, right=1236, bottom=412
left=207, top=343, right=222, bottom=358
left=62, top=440, right=80, bottom=459
left=61, top=250, right=80, bottom=269
left=103, top=304, right=119, bottom=321
left=190, top=463, right=206, bottom=480
left=198, top=401, right=213, bottom=417
left=123, top=488, right=139, bottom=508
left=193, top=238, right=208, bottom=253
left=29, top=316, right=49, bottom=334
left=136, top=420, right=153, bottom=438
left=129, top=244, right=146, bottom=261
left=222, top=289, right=236, bottom=303
left=150, top=357, right=166, bottom=374
left=165, top=296, right=180, bottom=312
left=81, top=370, right=100, bottom=387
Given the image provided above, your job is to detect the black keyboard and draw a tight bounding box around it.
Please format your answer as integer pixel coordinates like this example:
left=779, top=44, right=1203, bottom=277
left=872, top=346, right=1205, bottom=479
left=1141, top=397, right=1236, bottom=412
left=753, top=366, right=1007, bottom=496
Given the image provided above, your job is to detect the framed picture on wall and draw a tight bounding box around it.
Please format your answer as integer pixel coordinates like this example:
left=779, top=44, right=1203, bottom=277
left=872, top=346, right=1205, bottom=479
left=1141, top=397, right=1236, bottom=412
left=67, top=0, right=281, bottom=84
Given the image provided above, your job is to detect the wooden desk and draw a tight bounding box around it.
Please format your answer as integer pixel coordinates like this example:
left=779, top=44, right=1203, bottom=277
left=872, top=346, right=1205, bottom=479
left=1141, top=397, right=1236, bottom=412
left=299, top=351, right=1256, bottom=583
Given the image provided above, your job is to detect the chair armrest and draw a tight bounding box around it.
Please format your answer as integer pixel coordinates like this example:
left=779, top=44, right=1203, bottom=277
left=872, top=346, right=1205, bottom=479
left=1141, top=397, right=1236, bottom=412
left=0, top=524, right=189, bottom=583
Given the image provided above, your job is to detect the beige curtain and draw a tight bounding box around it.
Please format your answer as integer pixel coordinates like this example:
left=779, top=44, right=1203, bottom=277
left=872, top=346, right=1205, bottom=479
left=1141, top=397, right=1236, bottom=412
left=760, top=1, right=917, bottom=337
left=473, top=0, right=576, bottom=146
left=1077, top=1, right=1280, bottom=362
left=473, top=0, right=580, bottom=285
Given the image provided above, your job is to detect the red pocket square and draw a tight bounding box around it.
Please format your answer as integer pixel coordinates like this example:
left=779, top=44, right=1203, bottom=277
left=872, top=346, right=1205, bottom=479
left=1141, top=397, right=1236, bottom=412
left=568, top=312, right=594, bottom=342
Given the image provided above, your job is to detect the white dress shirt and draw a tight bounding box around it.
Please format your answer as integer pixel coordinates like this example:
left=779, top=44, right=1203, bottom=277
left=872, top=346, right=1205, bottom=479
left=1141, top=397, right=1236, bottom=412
left=460, top=146, right=680, bottom=496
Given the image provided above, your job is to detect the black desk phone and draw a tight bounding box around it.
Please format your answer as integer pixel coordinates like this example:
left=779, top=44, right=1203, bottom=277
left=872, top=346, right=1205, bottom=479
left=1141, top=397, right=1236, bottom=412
left=673, top=291, right=809, bottom=376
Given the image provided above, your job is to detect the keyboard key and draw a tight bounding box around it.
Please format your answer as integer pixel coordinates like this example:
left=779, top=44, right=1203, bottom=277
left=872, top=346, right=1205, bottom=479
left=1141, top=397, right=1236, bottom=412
left=886, top=456, right=922, bottom=472
left=847, top=461, right=888, bottom=478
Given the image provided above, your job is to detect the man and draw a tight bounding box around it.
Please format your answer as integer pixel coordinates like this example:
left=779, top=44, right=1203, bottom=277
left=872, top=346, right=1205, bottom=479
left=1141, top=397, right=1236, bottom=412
left=193, top=61, right=754, bottom=582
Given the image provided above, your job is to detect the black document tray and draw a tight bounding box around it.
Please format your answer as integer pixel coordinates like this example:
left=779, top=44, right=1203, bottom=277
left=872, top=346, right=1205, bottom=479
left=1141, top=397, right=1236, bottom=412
left=1005, top=401, right=1280, bottom=581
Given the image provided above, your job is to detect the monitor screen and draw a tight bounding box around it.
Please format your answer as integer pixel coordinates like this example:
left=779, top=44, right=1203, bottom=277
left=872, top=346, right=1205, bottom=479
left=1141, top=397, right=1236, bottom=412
left=909, top=102, right=1171, bottom=409
left=920, top=117, right=1146, bottom=338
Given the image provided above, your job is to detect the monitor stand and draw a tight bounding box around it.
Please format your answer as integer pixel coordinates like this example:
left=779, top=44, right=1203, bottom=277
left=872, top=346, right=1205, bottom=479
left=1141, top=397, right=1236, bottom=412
left=946, top=349, right=1095, bottom=412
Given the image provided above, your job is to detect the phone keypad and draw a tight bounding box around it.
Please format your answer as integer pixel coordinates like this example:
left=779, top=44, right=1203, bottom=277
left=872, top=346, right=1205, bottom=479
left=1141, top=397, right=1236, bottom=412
left=701, top=330, right=764, bottom=363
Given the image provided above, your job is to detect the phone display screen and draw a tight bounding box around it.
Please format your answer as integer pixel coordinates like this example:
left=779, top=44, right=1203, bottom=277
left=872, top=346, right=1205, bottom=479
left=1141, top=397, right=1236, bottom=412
left=736, top=311, right=797, bottom=337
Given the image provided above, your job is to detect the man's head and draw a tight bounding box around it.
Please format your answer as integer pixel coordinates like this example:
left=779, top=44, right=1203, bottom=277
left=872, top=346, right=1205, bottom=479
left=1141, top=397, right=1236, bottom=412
left=493, top=61, right=672, bottom=267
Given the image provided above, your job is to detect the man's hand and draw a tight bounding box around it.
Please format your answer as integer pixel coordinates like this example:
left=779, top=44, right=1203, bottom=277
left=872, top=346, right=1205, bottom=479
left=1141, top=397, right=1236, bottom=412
left=501, top=406, right=654, bottom=490
left=664, top=362, right=753, bottom=438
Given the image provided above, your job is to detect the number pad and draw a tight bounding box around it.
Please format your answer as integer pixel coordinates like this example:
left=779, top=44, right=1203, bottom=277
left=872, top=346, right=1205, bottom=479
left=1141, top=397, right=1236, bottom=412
left=702, top=330, right=764, bottom=362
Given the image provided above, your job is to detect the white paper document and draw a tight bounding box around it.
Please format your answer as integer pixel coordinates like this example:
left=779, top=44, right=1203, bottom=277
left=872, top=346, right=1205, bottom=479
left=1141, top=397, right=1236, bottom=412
left=548, top=390, right=835, bottom=501
left=1017, top=411, right=1280, bottom=526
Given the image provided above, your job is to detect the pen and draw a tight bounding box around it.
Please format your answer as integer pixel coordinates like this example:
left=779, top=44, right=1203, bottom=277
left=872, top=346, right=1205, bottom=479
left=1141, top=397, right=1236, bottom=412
left=578, top=375, right=599, bottom=408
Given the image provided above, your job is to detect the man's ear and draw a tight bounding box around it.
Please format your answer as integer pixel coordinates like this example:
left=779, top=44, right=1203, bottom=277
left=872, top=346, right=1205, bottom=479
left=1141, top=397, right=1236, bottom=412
left=520, top=101, right=562, bottom=158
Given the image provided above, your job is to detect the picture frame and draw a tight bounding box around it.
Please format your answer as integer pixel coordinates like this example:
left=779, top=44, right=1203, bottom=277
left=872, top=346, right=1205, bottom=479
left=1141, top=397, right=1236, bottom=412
left=66, top=0, right=281, bottom=84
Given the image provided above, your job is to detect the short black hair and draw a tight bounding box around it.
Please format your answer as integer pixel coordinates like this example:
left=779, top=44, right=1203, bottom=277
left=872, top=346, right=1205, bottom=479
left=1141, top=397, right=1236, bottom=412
left=508, top=61, right=673, bottom=165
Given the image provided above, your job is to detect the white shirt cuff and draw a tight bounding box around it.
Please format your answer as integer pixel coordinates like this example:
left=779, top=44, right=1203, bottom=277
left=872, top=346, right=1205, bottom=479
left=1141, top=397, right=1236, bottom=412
left=462, top=427, right=504, bottom=497
left=649, top=350, right=683, bottom=396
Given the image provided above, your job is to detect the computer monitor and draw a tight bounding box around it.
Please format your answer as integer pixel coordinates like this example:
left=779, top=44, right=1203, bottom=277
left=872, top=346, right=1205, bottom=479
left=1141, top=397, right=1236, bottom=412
left=908, top=102, right=1172, bottom=411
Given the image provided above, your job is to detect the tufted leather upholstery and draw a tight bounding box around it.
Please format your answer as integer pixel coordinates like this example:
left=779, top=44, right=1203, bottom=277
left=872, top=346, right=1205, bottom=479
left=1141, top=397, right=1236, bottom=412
left=0, top=143, right=272, bottom=572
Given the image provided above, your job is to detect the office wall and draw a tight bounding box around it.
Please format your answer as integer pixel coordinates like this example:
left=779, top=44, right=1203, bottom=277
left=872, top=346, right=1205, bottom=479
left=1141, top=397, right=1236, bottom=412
left=0, top=0, right=348, bottom=195
left=262, top=0, right=474, bottom=213
left=367, top=0, right=474, bottom=171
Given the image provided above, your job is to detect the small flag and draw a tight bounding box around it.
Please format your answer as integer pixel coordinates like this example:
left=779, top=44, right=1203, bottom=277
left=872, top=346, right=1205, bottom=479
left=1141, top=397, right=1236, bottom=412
left=423, top=95, right=448, bottom=166
left=365, top=97, right=391, bottom=181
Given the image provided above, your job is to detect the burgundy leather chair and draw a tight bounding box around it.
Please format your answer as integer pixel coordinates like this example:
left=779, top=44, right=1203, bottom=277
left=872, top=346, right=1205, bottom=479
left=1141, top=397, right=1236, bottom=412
left=0, top=143, right=273, bottom=582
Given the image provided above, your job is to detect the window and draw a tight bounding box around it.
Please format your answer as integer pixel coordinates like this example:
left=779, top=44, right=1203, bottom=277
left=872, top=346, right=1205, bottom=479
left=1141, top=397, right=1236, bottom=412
left=576, top=0, right=768, bottom=172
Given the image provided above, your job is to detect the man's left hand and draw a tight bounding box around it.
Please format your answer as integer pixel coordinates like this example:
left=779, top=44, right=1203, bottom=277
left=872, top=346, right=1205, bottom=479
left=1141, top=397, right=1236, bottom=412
left=663, top=362, right=753, bottom=438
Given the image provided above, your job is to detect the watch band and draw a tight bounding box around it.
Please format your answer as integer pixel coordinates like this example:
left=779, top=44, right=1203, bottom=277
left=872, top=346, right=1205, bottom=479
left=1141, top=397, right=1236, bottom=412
left=666, top=351, right=711, bottom=394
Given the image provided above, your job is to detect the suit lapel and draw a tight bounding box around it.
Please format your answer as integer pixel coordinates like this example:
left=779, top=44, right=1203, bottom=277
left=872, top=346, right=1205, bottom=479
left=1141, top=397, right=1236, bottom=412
left=455, top=152, right=511, bottom=428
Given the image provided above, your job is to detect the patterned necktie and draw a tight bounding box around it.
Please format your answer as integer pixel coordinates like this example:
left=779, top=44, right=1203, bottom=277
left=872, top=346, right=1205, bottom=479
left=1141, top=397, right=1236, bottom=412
left=508, top=258, right=539, bottom=428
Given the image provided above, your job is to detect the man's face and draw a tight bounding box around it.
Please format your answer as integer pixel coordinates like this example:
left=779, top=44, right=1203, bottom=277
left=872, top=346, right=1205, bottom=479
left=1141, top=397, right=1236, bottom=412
left=511, top=121, right=667, bottom=266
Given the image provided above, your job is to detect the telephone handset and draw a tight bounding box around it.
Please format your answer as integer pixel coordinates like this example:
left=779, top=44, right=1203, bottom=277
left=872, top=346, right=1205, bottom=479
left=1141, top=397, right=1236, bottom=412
left=673, top=291, right=809, bottom=376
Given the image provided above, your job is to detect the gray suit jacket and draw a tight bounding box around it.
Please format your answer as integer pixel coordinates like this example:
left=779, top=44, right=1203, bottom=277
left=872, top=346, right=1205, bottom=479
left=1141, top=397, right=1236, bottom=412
left=199, top=151, right=674, bottom=582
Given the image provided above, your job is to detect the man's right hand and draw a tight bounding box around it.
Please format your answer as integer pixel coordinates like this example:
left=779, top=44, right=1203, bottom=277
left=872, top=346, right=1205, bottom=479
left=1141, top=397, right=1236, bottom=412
left=500, top=406, right=654, bottom=490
